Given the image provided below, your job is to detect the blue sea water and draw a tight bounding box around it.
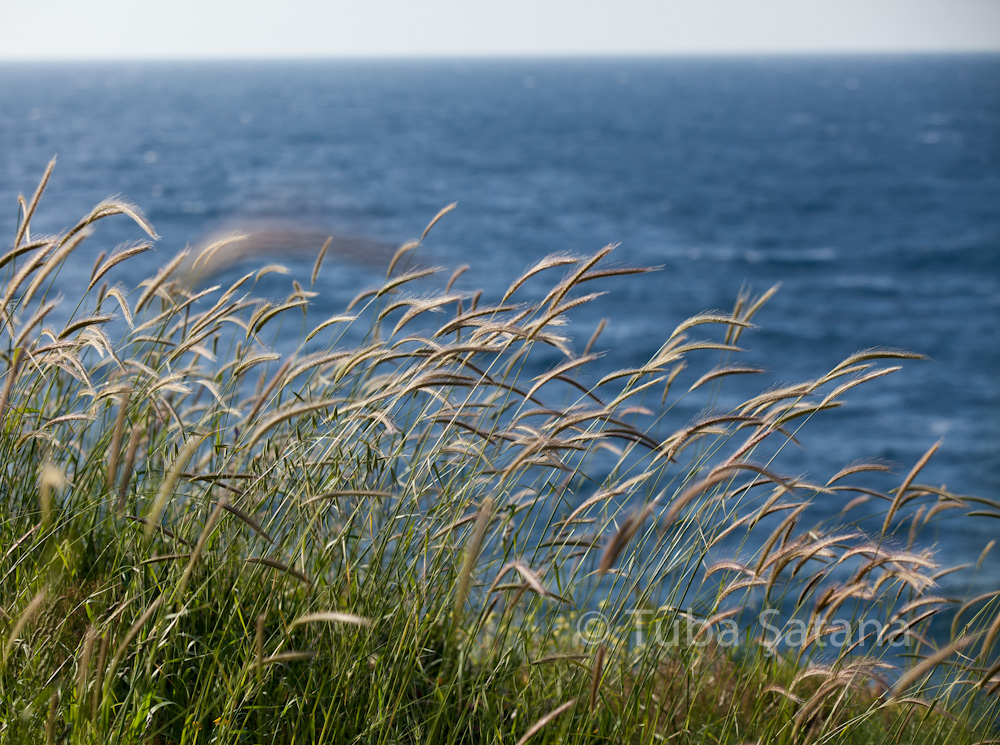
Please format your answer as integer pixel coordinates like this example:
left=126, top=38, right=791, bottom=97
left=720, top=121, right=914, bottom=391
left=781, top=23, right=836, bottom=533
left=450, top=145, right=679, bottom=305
left=1, top=56, right=998, bottom=595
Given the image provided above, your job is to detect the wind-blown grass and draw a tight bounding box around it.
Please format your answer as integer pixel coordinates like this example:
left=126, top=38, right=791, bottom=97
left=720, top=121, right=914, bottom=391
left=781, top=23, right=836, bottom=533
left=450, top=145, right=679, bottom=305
left=1, top=161, right=999, bottom=744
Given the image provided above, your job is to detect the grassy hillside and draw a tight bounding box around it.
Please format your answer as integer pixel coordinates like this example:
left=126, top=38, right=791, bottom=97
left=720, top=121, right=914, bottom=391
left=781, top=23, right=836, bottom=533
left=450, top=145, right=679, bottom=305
left=1, top=161, right=998, bottom=744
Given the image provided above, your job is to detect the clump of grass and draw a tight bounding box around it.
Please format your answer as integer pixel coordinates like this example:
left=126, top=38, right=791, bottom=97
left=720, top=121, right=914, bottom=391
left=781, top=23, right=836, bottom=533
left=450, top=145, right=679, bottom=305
left=1, top=161, right=999, bottom=744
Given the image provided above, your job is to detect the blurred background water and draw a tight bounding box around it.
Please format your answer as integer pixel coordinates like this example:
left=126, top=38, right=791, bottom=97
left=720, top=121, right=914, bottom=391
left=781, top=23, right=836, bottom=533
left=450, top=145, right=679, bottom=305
left=1, top=55, right=997, bottom=595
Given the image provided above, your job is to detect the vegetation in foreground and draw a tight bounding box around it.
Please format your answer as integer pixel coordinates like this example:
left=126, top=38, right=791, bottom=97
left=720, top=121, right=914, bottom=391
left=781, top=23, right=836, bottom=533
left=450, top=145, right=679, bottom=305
left=2, top=161, right=999, bottom=744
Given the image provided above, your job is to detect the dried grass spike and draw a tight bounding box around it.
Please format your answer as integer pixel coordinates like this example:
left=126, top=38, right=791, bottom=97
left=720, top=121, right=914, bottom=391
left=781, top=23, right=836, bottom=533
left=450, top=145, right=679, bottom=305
left=889, top=633, right=978, bottom=699
left=452, top=496, right=495, bottom=630
left=143, top=433, right=205, bottom=542
left=670, top=312, right=755, bottom=340
left=311, top=236, right=333, bottom=285
left=386, top=239, right=420, bottom=278
left=88, top=242, right=153, bottom=291
left=882, top=440, right=942, bottom=536
left=421, top=201, right=456, bottom=240
left=135, top=249, right=189, bottom=313
left=14, top=157, right=56, bottom=249
left=516, top=698, right=577, bottom=745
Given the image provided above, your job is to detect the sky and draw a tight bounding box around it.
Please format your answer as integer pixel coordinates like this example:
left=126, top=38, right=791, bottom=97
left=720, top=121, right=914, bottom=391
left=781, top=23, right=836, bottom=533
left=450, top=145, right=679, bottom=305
left=1, top=0, right=998, bottom=59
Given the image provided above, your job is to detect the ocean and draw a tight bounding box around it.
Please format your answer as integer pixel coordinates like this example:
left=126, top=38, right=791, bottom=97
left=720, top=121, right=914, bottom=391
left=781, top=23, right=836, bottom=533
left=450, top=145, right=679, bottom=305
left=1, top=55, right=998, bottom=596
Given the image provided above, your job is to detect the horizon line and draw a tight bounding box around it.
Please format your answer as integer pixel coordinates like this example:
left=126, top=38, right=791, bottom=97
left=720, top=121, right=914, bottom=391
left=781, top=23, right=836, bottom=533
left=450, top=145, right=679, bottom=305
left=2, top=49, right=999, bottom=64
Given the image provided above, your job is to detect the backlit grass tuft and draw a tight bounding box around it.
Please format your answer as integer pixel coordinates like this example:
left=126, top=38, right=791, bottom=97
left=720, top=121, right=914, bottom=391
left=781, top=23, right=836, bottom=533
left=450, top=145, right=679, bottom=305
left=1, top=161, right=998, bottom=744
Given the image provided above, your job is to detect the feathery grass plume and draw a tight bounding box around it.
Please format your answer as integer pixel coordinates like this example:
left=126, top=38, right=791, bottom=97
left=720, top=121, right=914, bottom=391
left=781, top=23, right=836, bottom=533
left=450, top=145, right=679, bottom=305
left=59, top=313, right=114, bottom=340
left=134, top=249, right=188, bottom=313
left=882, top=439, right=942, bottom=536
left=70, top=197, right=158, bottom=242
left=422, top=201, right=457, bottom=241
left=11, top=299, right=56, bottom=351
left=433, top=301, right=523, bottom=338
left=826, top=347, right=927, bottom=377
left=669, top=312, right=756, bottom=341
left=659, top=462, right=785, bottom=532
left=445, top=263, right=469, bottom=292
left=524, top=353, right=602, bottom=402
left=289, top=612, right=372, bottom=628
left=0, top=241, right=60, bottom=322
left=728, top=282, right=780, bottom=345
left=20, top=228, right=92, bottom=308
left=452, top=496, right=495, bottom=634
left=13, top=156, right=55, bottom=250
left=3, top=588, right=46, bottom=666
left=826, top=459, right=894, bottom=485
left=890, top=634, right=979, bottom=700
left=249, top=298, right=307, bottom=336
left=189, top=232, right=251, bottom=278
left=309, top=235, right=333, bottom=286
left=500, top=253, right=580, bottom=302
left=389, top=293, right=468, bottom=336
left=977, top=540, right=996, bottom=570
left=688, top=364, right=766, bottom=393
left=101, top=285, right=135, bottom=329
left=386, top=239, right=421, bottom=279
left=583, top=317, right=607, bottom=357
left=38, top=463, right=66, bottom=531
left=487, top=560, right=549, bottom=600
left=305, top=314, right=357, bottom=342
left=253, top=263, right=289, bottom=283
left=262, top=651, right=316, bottom=665
left=545, top=245, right=615, bottom=302
left=89, top=248, right=107, bottom=286
left=143, top=433, right=205, bottom=542
left=0, top=237, right=52, bottom=279
left=376, top=265, right=442, bottom=299
left=526, top=290, right=608, bottom=339
left=598, top=503, right=655, bottom=574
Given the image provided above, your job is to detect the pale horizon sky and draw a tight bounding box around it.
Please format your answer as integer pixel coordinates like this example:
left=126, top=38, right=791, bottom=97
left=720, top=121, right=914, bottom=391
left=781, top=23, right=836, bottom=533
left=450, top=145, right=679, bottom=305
left=1, top=0, right=999, bottom=60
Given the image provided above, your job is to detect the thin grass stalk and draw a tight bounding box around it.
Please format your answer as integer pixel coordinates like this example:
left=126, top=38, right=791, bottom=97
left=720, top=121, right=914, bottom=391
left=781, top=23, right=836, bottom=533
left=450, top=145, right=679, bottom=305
left=255, top=613, right=265, bottom=685
left=0, top=349, right=23, bottom=425
left=45, top=691, right=58, bottom=745
left=76, top=624, right=97, bottom=724
left=589, top=644, right=606, bottom=712
left=115, top=425, right=143, bottom=513
left=104, top=595, right=165, bottom=694
left=106, top=387, right=132, bottom=492
left=175, top=498, right=227, bottom=601
left=91, top=631, right=110, bottom=720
